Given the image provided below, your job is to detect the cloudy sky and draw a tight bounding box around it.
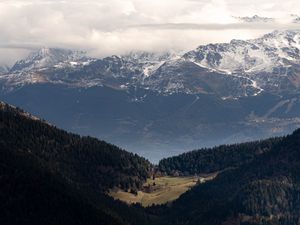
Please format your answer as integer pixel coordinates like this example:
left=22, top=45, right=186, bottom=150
left=1, top=0, right=300, bottom=65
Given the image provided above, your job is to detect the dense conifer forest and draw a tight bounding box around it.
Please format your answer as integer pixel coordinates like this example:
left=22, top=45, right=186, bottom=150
left=1, top=101, right=300, bottom=225
left=158, top=138, right=282, bottom=175
left=0, top=102, right=154, bottom=225
left=155, top=130, right=300, bottom=225
left=0, top=102, right=151, bottom=191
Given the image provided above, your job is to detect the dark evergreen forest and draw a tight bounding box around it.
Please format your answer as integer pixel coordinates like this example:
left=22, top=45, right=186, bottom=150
left=1, top=101, right=300, bottom=225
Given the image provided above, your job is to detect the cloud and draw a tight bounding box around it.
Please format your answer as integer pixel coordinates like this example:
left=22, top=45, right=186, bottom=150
left=129, top=22, right=300, bottom=30
left=0, top=0, right=300, bottom=65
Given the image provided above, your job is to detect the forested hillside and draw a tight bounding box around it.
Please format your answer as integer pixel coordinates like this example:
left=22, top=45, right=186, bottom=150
left=2, top=101, right=300, bottom=225
left=0, top=143, right=126, bottom=225
left=155, top=130, right=300, bottom=225
left=0, top=102, right=154, bottom=225
left=158, top=139, right=281, bottom=175
left=0, top=102, right=151, bottom=192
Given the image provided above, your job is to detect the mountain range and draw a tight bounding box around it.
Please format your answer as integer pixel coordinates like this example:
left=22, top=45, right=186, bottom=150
left=3, top=30, right=300, bottom=97
left=236, top=14, right=300, bottom=24
left=236, top=15, right=275, bottom=23
left=1, top=30, right=300, bottom=161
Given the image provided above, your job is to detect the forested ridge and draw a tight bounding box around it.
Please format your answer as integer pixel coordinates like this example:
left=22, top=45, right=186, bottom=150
left=0, top=143, right=127, bottom=225
left=154, top=129, right=300, bottom=225
left=0, top=102, right=151, bottom=192
left=158, top=138, right=282, bottom=175
left=0, top=101, right=154, bottom=225
left=2, top=101, right=300, bottom=225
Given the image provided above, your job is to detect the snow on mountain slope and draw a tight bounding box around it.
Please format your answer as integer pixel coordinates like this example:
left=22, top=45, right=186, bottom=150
left=184, top=30, right=300, bottom=74
left=183, top=30, right=300, bottom=93
left=10, top=47, right=93, bottom=73
left=142, top=58, right=261, bottom=97
left=124, top=51, right=179, bottom=77
left=1, top=49, right=179, bottom=91
left=2, top=30, right=300, bottom=97
left=0, top=48, right=95, bottom=89
left=0, top=66, right=9, bottom=74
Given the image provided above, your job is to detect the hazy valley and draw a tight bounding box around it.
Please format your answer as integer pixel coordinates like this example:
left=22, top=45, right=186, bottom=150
left=2, top=30, right=300, bottom=161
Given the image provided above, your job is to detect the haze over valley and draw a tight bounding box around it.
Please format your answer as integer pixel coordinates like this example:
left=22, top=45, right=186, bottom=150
left=2, top=30, right=300, bottom=161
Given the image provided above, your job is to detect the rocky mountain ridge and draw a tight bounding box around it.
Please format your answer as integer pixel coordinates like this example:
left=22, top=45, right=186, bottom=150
left=2, top=30, right=300, bottom=98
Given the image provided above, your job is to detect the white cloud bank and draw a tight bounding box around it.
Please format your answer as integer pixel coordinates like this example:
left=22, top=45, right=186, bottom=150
left=0, top=0, right=300, bottom=65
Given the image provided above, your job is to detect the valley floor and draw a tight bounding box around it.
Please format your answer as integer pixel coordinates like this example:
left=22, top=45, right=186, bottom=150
left=109, top=175, right=216, bottom=207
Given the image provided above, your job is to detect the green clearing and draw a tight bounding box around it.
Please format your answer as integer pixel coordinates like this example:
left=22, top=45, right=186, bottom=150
left=109, top=176, right=200, bottom=207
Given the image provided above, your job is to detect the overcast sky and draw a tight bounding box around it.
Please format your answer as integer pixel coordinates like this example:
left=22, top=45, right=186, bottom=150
left=1, top=0, right=300, bottom=65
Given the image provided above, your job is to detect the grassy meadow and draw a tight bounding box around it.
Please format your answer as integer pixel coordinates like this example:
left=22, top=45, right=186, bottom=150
left=109, top=176, right=199, bottom=207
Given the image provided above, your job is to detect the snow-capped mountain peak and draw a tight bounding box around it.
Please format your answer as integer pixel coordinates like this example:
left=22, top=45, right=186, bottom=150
left=3, top=30, right=300, bottom=98
left=236, top=15, right=274, bottom=23
left=181, top=30, right=300, bottom=95
left=184, top=30, right=300, bottom=74
left=122, top=50, right=180, bottom=77
left=10, top=47, right=92, bottom=73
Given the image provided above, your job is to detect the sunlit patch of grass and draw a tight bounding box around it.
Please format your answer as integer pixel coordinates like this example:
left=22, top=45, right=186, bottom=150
left=109, top=176, right=199, bottom=207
